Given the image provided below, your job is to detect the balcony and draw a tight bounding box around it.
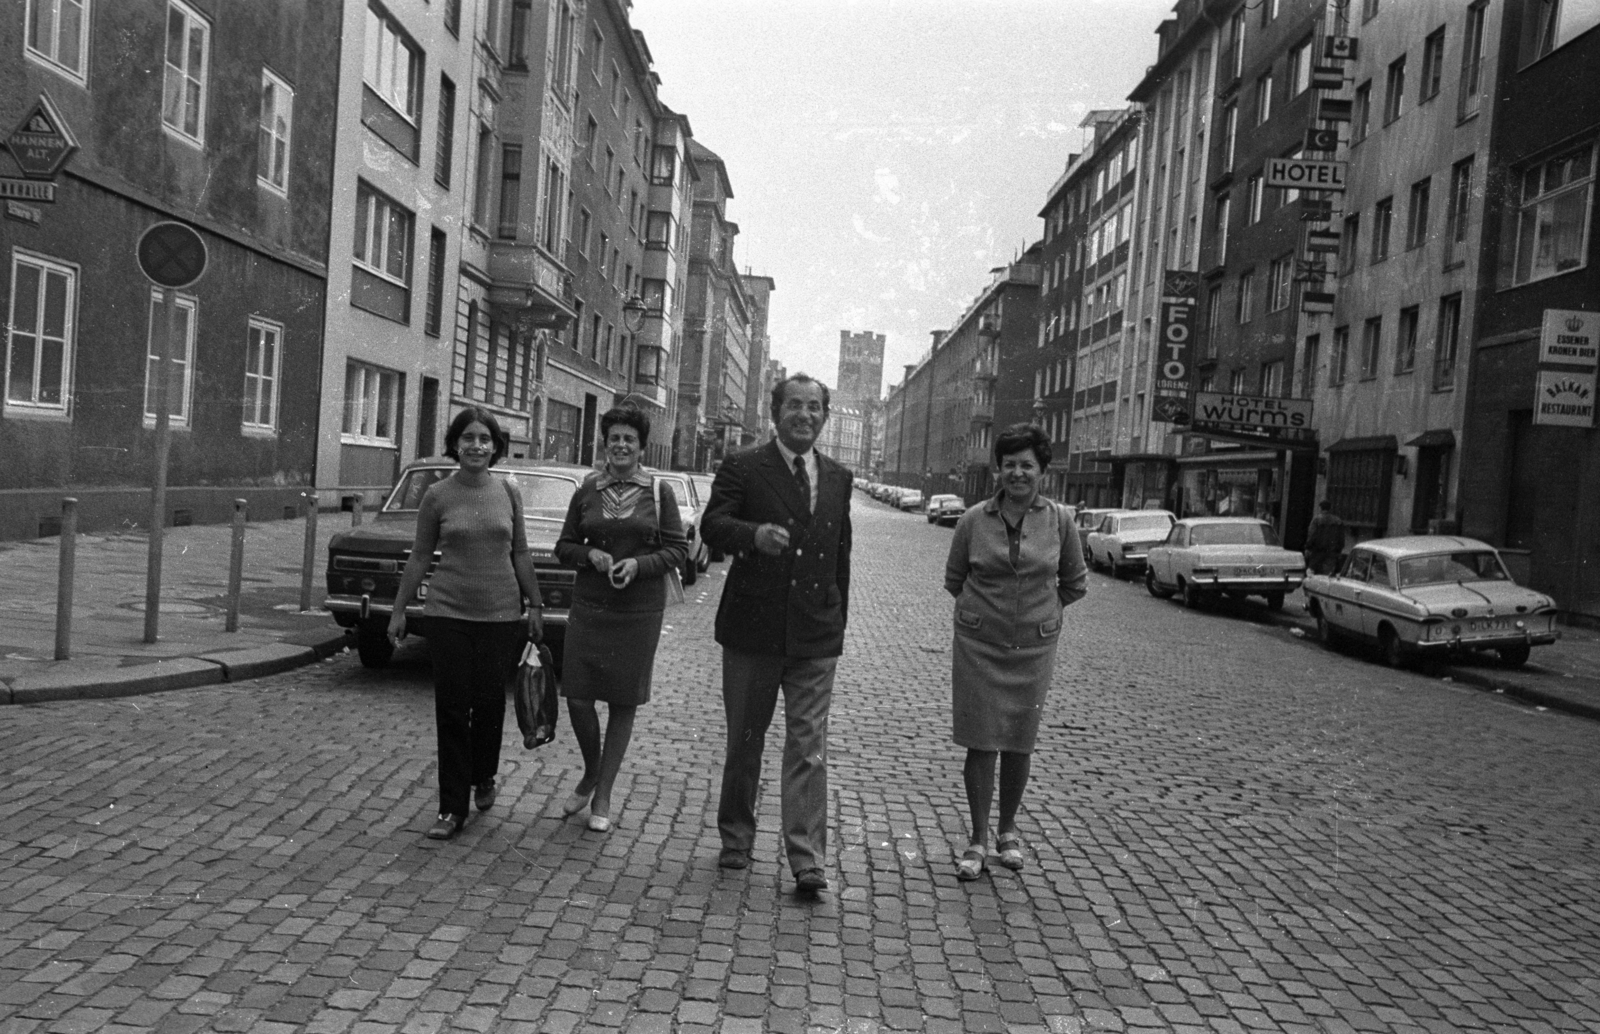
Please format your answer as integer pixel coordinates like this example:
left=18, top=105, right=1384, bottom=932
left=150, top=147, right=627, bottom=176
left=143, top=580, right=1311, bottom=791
left=970, top=396, right=994, bottom=424
left=973, top=354, right=999, bottom=381
left=487, top=242, right=575, bottom=330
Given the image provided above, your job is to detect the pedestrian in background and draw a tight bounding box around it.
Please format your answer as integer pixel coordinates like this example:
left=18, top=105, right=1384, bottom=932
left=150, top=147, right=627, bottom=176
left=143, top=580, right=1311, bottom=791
left=554, top=407, right=687, bottom=833
left=389, top=407, right=544, bottom=841
left=944, top=423, right=1087, bottom=880
left=1304, top=500, right=1347, bottom=575
left=703, top=374, right=852, bottom=895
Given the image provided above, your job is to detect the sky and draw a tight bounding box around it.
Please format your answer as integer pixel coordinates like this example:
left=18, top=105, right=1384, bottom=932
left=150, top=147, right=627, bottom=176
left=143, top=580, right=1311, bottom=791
left=629, top=0, right=1176, bottom=397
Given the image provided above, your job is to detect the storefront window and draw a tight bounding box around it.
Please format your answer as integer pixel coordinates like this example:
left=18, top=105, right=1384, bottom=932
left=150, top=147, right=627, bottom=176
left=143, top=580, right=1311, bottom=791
left=1179, top=465, right=1281, bottom=528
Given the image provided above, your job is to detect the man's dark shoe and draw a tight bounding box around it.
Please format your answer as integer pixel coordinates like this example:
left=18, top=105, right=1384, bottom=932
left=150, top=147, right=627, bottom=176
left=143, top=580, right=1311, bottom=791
left=718, top=847, right=750, bottom=870
left=474, top=781, right=497, bottom=811
left=795, top=868, right=828, bottom=894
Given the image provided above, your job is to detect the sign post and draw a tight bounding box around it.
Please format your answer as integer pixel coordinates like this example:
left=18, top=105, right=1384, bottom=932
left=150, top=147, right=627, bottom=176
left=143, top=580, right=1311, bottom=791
left=136, top=222, right=208, bottom=643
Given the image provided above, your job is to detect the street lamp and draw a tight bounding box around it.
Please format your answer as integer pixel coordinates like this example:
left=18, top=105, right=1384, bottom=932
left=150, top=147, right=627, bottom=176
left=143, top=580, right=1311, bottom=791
left=622, top=293, right=648, bottom=332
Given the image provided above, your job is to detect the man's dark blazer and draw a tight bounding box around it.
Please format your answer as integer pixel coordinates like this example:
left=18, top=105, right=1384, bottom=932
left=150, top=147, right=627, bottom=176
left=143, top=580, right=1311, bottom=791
left=702, top=440, right=852, bottom=658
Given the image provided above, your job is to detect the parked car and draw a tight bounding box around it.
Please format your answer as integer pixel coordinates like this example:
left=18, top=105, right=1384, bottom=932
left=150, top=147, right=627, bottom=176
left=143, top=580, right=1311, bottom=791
left=653, top=471, right=710, bottom=586
left=896, top=489, right=924, bottom=512
left=1302, top=536, right=1559, bottom=668
left=687, top=472, right=723, bottom=562
left=1085, top=509, right=1176, bottom=578
left=925, top=493, right=965, bottom=525
left=1072, top=508, right=1121, bottom=556
left=1144, top=516, right=1307, bottom=610
left=325, top=460, right=586, bottom=669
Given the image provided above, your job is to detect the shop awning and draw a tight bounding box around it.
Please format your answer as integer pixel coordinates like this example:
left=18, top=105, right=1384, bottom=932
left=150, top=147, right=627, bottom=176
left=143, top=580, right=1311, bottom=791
left=1405, top=429, right=1456, bottom=449
left=1108, top=452, right=1175, bottom=463
left=1327, top=434, right=1398, bottom=453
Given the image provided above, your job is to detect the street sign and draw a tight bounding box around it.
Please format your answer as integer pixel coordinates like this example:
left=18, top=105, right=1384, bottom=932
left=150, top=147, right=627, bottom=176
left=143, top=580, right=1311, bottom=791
left=1311, top=66, right=1347, bottom=90
left=1266, top=157, right=1347, bottom=192
left=1305, top=127, right=1340, bottom=152
left=1304, top=229, right=1341, bottom=253
left=1302, top=292, right=1336, bottom=314
left=5, top=93, right=78, bottom=179
left=1539, top=308, right=1599, bottom=366
left=0, top=177, right=55, bottom=202
left=1152, top=396, right=1189, bottom=425
left=137, top=221, right=208, bottom=288
left=1534, top=370, right=1596, bottom=427
left=1324, top=36, right=1359, bottom=61
left=1319, top=98, right=1354, bottom=122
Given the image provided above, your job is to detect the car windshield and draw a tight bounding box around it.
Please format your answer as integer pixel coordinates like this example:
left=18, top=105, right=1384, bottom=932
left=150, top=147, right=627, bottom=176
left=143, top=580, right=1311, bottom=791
left=1118, top=514, right=1173, bottom=533
left=385, top=468, right=454, bottom=511
left=658, top=478, right=692, bottom=508
left=382, top=469, right=580, bottom=520
left=1190, top=522, right=1279, bottom=546
left=1396, top=551, right=1511, bottom=587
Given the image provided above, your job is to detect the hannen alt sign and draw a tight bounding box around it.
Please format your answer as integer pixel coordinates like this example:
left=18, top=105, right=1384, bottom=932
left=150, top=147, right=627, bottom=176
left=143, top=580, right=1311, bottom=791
left=5, top=93, right=78, bottom=179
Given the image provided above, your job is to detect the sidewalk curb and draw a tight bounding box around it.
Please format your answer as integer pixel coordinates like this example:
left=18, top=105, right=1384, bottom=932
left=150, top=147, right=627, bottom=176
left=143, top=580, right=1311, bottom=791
left=1, top=629, right=351, bottom=706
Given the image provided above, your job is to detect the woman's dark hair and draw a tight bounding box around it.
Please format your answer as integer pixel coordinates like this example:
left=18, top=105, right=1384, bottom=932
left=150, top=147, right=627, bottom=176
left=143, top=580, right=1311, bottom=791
left=993, top=423, right=1053, bottom=469
left=770, top=373, right=831, bottom=422
left=600, top=406, right=651, bottom=450
left=443, top=406, right=510, bottom=465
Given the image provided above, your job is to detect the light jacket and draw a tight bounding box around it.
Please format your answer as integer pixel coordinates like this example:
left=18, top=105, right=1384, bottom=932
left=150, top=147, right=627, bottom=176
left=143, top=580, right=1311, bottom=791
left=944, top=492, right=1088, bottom=649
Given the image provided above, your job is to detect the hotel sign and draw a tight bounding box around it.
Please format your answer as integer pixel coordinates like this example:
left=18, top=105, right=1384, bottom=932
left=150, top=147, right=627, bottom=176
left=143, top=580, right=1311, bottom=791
left=1539, top=308, right=1598, bottom=367
left=1191, top=392, right=1315, bottom=445
left=1265, top=157, right=1347, bottom=192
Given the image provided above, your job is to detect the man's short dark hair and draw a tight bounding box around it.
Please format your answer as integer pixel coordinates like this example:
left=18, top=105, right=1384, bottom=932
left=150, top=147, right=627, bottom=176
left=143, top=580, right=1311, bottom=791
left=600, top=406, right=651, bottom=450
left=770, top=373, right=831, bottom=422
left=993, top=423, right=1053, bottom=469
left=444, top=406, right=510, bottom=465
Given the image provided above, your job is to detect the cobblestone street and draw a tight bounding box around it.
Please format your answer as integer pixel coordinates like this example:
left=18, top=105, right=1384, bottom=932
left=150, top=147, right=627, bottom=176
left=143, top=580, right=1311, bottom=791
left=2, top=499, right=1598, bottom=1034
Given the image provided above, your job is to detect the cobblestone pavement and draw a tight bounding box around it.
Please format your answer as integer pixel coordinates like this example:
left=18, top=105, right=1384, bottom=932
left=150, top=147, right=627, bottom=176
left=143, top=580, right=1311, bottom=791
left=2, top=498, right=1598, bottom=1034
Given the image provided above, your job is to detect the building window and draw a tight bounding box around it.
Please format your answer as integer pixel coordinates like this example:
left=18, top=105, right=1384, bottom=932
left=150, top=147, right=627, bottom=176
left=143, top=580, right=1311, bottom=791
left=508, top=0, right=530, bottom=67
left=473, top=125, right=494, bottom=228
left=26, top=0, right=89, bottom=83
left=1434, top=294, right=1462, bottom=390
left=1512, top=143, right=1594, bottom=285
left=1227, top=8, right=1246, bottom=80
left=1339, top=214, right=1361, bottom=275
left=435, top=75, right=455, bottom=187
left=1288, top=37, right=1312, bottom=96
left=1214, top=195, right=1231, bottom=266
left=1331, top=326, right=1350, bottom=385
left=550, top=1, right=575, bottom=91
left=1255, top=71, right=1274, bottom=126
left=1247, top=174, right=1263, bottom=224
left=1362, top=0, right=1379, bottom=22
left=243, top=318, right=282, bottom=432
left=1360, top=316, right=1382, bottom=379
left=1444, top=156, right=1474, bottom=265
left=444, top=0, right=460, bottom=36
left=143, top=289, right=197, bottom=428
left=540, top=158, right=565, bottom=252
left=1407, top=177, right=1431, bottom=250
left=1524, top=0, right=1600, bottom=64
left=162, top=0, right=210, bottom=144
left=364, top=3, right=420, bottom=123
left=1395, top=306, right=1419, bottom=373
left=1237, top=270, right=1254, bottom=324
left=1301, top=334, right=1320, bottom=395
left=1352, top=81, right=1372, bottom=142
left=1420, top=27, right=1445, bottom=102
left=609, top=63, right=622, bottom=111
left=353, top=180, right=414, bottom=323
left=5, top=251, right=77, bottom=417
left=1372, top=197, right=1394, bottom=263
left=1460, top=2, right=1488, bottom=119
left=425, top=228, right=446, bottom=337
left=343, top=361, right=399, bottom=445
left=576, top=207, right=591, bottom=256
left=1383, top=56, right=1406, bottom=124
left=1220, top=103, right=1237, bottom=170
left=258, top=68, right=293, bottom=194
left=1267, top=254, right=1292, bottom=312
left=1229, top=369, right=1247, bottom=394
left=497, top=144, right=521, bottom=238
left=1327, top=447, right=1394, bottom=532
left=1205, top=285, right=1223, bottom=351
left=1261, top=360, right=1284, bottom=397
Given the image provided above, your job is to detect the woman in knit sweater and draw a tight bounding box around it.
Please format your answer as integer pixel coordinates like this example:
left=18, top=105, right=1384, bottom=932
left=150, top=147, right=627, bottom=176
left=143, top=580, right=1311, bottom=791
left=554, top=407, right=688, bottom=832
left=388, top=408, right=544, bottom=841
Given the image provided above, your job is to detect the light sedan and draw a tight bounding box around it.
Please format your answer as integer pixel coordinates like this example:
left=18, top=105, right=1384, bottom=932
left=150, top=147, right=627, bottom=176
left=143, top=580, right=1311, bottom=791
left=1302, top=536, right=1559, bottom=668
left=1145, top=517, right=1306, bottom=610
left=1086, top=510, right=1176, bottom=578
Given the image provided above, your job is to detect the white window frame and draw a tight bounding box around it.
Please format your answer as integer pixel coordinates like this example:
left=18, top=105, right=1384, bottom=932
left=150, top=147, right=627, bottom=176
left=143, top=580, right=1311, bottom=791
left=1513, top=143, right=1595, bottom=285
left=258, top=67, right=294, bottom=196
left=353, top=181, right=414, bottom=287
left=342, top=360, right=400, bottom=446
left=242, top=317, right=283, bottom=435
left=162, top=0, right=210, bottom=146
left=143, top=289, right=198, bottom=430
left=5, top=249, right=79, bottom=420
left=25, top=0, right=89, bottom=84
left=364, top=2, right=420, bottom=125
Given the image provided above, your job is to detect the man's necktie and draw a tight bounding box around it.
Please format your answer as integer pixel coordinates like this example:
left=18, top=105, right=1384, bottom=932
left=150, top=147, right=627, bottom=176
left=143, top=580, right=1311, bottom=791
left=793, top=455, right=811, bottom=512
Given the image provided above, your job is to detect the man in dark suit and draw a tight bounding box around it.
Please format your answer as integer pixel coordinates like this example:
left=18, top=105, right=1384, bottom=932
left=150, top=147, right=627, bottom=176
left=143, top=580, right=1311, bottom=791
left=702, top=373, right=852, bottom=895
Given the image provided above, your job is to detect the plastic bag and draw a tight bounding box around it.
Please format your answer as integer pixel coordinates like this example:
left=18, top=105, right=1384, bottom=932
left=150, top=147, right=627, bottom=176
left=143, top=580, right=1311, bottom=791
left=513, top=641, right=559, bottom=748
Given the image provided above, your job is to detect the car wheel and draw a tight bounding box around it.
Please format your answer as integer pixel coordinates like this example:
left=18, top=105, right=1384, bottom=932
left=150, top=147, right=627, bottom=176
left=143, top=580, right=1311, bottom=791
left=356, top=619, right=395, bottom=669
left=1379, top=626, right=1407, bottom=669
left=1497, top=643, right=1531, bottom=668
left=1315, top=611, right=1341, bottom=649
left=1265, top=592, right=1284, bottom=611
left=681, top=557, right=698, bottom=587
left=1182, top=579, right=1207, bottom=609
left=1146, top=568, right=1174, bottom=599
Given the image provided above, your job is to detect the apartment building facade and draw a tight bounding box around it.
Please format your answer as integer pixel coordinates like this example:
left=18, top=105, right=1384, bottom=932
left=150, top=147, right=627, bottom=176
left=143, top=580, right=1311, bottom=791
left=740, top=273, right=776, bottom=446
left=2, top=0, right=340, bottom=538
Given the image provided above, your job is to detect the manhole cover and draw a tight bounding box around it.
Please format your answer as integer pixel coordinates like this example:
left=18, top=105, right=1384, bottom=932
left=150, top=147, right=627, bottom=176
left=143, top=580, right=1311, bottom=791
left=117, top=599, right=218, bottom=615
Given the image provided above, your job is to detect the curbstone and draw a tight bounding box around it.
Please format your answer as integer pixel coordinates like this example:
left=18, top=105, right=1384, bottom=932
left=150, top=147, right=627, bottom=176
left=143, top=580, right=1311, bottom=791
left=198, top=643, right=320, bottom=683
left=8, top=657, right=221, bottom=704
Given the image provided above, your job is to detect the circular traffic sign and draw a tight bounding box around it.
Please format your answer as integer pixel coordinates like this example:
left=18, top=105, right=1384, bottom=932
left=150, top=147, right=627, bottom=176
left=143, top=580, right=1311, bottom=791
left=137, top=221, right=208, bottom=288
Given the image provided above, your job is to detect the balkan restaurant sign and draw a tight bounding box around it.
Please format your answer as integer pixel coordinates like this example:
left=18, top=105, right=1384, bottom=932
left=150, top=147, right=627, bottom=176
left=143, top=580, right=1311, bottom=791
left=1534, top=309, right=1597, bottom=427
left=1190, top=392, right=1315, bottom=446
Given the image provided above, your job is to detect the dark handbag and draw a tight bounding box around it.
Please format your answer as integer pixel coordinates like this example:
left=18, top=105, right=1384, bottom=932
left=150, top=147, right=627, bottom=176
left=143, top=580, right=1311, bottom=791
left=512, top=641, right=559, bottom=748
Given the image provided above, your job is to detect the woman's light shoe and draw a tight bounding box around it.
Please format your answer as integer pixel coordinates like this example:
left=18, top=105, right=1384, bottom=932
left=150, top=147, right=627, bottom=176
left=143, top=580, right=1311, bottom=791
left=561, top=788, right=593, bottom=816
left=997, top=832, right=1025, bottom=871
left=587, top=813, right=612, bottom=833
left=956, top=844, right=987, bottom=881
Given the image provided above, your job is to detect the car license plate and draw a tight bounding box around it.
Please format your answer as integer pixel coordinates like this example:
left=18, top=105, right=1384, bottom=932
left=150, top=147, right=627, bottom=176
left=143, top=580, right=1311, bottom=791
left=1474, top=617, right=1513, bottom=632
left=1227, top=565, right=1279, bottom=577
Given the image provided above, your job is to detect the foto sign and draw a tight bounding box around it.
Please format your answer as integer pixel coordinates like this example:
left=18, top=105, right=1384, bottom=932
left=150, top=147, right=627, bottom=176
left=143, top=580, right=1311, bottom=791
left=1539, top=308, right=1598, bottom=367
left=1265, top=157, right=1347, bottom=192
left=1191, top=392, right=1315, bottom=444
left=1535, top=370, right=1596, bottom=427
left=1153, top=269, right=1198, bottom=422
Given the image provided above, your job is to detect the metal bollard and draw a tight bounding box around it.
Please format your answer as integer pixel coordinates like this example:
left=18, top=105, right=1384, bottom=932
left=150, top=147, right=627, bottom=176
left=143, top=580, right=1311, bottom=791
left=347, top=494, right=364, bottom=526
left=54, top=498, right=78, bottom=661
left=300, top=490, right=319, bottom=612
left=225, top=499, right=246, bottom=632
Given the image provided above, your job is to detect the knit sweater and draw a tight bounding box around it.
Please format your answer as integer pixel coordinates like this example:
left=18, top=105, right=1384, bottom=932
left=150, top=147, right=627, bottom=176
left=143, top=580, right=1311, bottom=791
left=416, top=474, right=530, bottom=623
left=555, top=472, right=689, bottom=612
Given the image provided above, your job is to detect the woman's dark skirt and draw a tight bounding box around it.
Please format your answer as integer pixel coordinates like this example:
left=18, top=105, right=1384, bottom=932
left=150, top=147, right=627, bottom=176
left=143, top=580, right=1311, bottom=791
left=560, top=597, right=664, bottom=706
left=951, top=633, right=1059, bottom=753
